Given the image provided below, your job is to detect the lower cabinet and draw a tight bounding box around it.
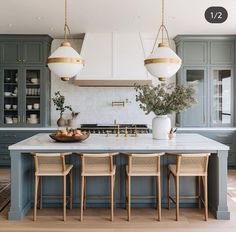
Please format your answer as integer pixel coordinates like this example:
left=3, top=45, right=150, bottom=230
left=0, top=130, right=56, bottom=166
left=178, top=130, right=236, bottom=167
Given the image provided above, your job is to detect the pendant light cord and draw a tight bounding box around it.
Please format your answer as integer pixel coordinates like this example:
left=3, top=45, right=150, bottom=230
left=161, top=0, right=164, bottom=43
left=64, top=0, right=72, bottom=42
left=151, top=0, right=170, bottom=53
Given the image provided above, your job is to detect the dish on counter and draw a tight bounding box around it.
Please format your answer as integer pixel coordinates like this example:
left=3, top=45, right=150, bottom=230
left=49, top=129, right=90, bottom=142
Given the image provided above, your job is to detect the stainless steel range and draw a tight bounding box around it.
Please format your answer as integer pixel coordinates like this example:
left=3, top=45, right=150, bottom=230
left=80, top=124, right=150, bottom=136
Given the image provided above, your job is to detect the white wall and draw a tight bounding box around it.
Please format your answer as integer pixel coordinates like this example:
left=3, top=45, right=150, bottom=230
left=50, top=38, right=175, bottom=127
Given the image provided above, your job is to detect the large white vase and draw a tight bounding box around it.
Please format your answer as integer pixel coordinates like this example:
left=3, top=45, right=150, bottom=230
left=152, top=115, right=171, bottom=140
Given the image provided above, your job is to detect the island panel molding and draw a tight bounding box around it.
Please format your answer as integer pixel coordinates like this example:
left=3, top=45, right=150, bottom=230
left=8, top=133, right=230, bottom=220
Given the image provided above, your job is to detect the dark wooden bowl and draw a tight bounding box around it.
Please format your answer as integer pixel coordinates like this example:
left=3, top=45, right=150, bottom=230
left=49, top=132, right=90, bottom=143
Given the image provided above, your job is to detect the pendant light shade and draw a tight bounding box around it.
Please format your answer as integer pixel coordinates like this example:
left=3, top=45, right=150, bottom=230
left=144, top=0, right=181, bottom=81
left=47, top=0, right=84, bottom=81
left=145, top=43, right=181, bottom=81
left=48, top=42, right=84, bottom=81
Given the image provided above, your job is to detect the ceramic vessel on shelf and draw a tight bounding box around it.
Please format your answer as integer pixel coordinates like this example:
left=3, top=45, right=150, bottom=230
left=4, top=92, right=11, bottom=97
left=5, top=104, right=11, bottom=110
left=152, top=115, right=171, bottom=140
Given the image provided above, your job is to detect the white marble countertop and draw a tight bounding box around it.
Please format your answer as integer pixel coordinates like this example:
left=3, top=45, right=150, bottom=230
left=0, top=127, right=58, bottom=131
left=1, top=127, right=236, bottom=131
left=9, top=133, right=229, bottom=152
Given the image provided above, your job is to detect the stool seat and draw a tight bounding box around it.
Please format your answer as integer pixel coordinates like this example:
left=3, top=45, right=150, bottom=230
left=36, top=164, right=73, bottom=176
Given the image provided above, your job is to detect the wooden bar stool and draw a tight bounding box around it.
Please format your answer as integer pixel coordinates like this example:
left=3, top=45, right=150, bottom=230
left=126, top=153, right=163, bottom=221
left=80, top=153, right=116, bottom=221
left=167, top=153, right=210, bottom=221
left=33, top=153, right=73, bottom=221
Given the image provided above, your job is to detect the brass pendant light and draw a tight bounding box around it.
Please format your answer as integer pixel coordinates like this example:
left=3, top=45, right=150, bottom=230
left=144, top=0, right=182, bottom=81
left=47, top=0, right=84, bottom=81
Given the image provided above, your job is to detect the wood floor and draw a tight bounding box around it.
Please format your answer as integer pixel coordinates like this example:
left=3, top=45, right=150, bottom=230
left=0, top=169, right=236, bottom=232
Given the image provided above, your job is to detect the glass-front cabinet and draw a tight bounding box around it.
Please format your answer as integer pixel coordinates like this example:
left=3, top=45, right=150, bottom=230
left=182, top=68, right=208, bottom=127
left=211, top=68, right=233, bottom=126
left=0, top=67, right=45, bottom=127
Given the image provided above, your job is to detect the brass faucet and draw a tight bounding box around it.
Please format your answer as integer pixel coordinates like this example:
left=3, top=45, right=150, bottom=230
left=124, top=127, right=128, bottom=137
left=134, top=125, right=138, bottom=137
left=116, top=124, right=120, bottom=137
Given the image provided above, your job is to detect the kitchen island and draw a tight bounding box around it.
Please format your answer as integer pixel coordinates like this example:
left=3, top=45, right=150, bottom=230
left=8, top=133, right=230, bottom=220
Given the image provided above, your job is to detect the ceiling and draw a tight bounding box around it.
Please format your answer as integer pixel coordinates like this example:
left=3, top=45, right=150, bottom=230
left=0, top=0, right=235, bottom=38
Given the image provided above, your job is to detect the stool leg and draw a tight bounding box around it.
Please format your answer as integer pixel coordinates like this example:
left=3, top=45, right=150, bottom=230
left=125, top=174, right=128, bottom=210
left=110, top=175, right=114, bottom=221
left=113, top=174, right=116, bottom=209
left=84, top=177, right=86, bottom=210
left=127, top=175, right=131, bottom=221
left=70, top=170, right=73, bottom=210
left=40, top=176, right=43, bottom=210
left=63, top=175, right=66, bottom=221
left=176, top=176, right=179, bottom=221
left=167, top=171, right=171, bottom=210
left=203, top=176, right=208, bottom=221
left=80, top=176, right=84, bottom=221
left=198, top=176, right=201, bottom=209
left=157, top=175, right=161, bottom=221
left=34, top=175, right=39, bottom=221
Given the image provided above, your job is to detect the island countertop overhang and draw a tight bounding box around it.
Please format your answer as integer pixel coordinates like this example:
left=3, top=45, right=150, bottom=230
left=8, top=133, right=229, bottom=153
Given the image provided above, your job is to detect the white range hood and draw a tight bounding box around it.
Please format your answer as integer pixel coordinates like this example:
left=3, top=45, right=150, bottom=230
left=73, top=33, right=153, bottom=86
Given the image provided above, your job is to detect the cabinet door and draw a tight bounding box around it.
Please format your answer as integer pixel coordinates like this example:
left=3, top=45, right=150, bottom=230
left=114, top=33, right=148, bottom=79
left=21, top=67, right=44, bottom=126
left=2, top=42, right=21, bottom=64
left=182, top=42, right=207, bottom=65
left=0, top=68, right=22, bottom=126
left=182, top=67, right=208, bottom=127
left=22, top=42, right=43, bottom=64
left=210, top=67, right=233, bottom=126
left=210, top=41, right=235, bottom=65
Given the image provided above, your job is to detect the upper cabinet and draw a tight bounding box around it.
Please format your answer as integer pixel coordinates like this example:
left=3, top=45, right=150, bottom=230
left=210, top=41, right=235, bottom=65
left=0, top=35, right=52, bottom=127
left=174, top=35, right=236, bottom=127
left=0, top=35, right=51, bottom=66
left=76, top=33, right=151, bottom=85
left=2, top=42, right=21, bottom=64
left=182, top=41, right=208, bottom=65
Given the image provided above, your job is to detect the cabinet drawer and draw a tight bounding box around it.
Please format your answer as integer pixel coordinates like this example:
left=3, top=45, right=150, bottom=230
left=228, top=152, right=236, bottom=166
left=0, top=131, right=36, bottom=143
left=0, top=143, right=10, bottom=154
left=0, top=133, right=18, bottom=143
left=0, top=154, right=10, bottom=166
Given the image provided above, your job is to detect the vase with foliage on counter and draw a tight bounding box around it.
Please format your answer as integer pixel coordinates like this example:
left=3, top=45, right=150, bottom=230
left=135, top=83, right=196, bottom=140
left=52, top=91, right=73, bottom=127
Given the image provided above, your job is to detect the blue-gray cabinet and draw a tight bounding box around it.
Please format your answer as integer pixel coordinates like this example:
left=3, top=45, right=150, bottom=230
left=0, top=35, right=52, bottom=127
left=0, top=129, right=56, bottom=166
left=174, top=35, right=236, bottom=127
